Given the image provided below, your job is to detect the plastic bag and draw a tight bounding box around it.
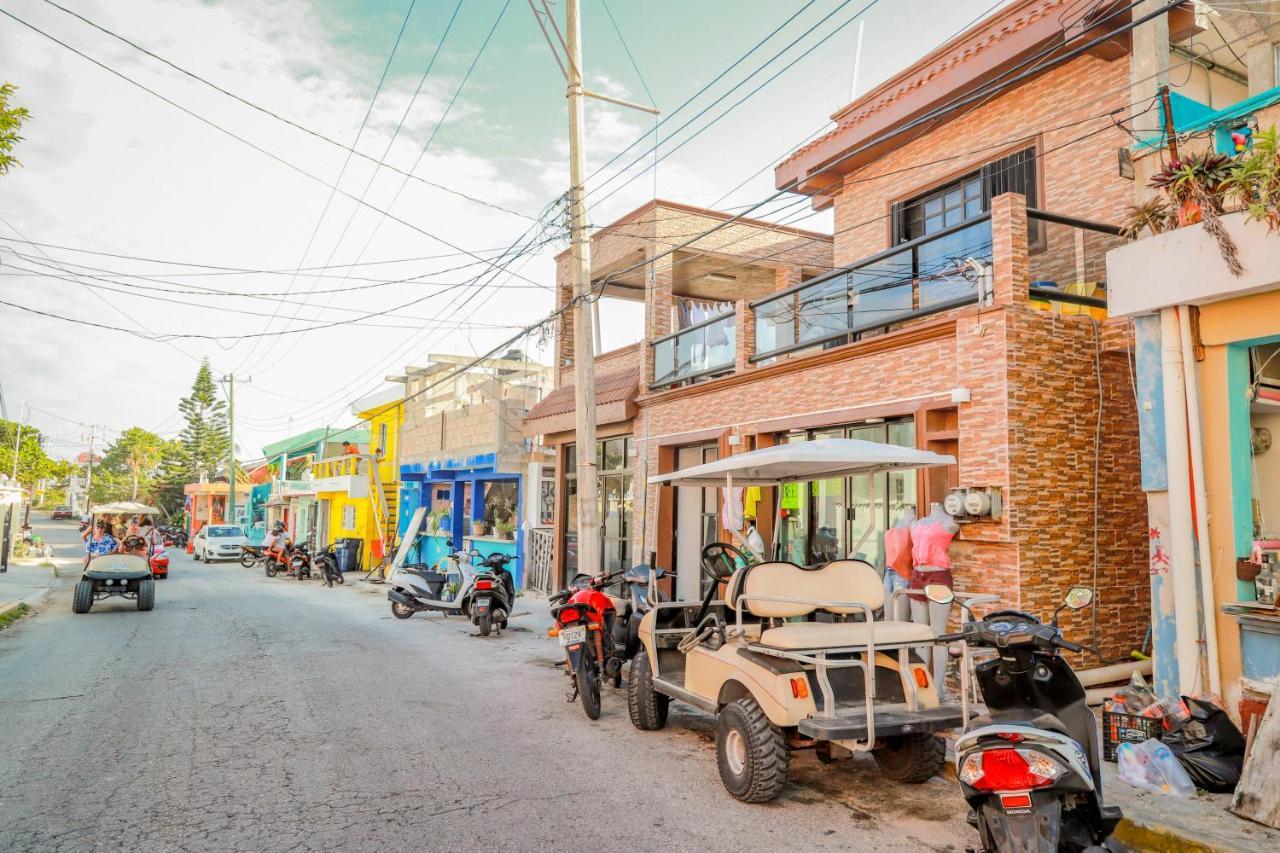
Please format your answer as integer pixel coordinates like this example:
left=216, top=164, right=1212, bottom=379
left=1112, top=670, right=1157, bottom=712
left=1116, top=739, right=1196, bottom=797
left=1143, top=696, right=1191, bottom=730
left=1163, top=695, right=1246, bottom=793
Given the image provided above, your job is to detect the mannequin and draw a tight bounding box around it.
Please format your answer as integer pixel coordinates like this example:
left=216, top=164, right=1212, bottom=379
left=883, top=508, right=915, bottom=622
left=909, top=503, right=959, bottom=690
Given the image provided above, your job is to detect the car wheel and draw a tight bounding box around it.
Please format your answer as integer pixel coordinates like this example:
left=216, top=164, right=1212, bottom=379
left=136, top=579, right=156, bottom=612
left=627, top=650, right=669, bottom=731
left=872, top=733, right=945, bottom=783
left=72, top=580, right=94, bottom=614
left=716, top=697, right=789, bottom=803
left=193, top=549, right=201, bottom=562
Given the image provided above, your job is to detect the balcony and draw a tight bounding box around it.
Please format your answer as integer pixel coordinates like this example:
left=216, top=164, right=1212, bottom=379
left=309, top=455, right=371, bottom=498
left=752, top=216, right=993, bottom=362
left=640, top=194, right=1125, bottom=391
left=650, top=310, right=736, bottom=389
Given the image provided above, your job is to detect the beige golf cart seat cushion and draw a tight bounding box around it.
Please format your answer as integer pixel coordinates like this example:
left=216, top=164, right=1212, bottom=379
left=728, top=559, right=885, bottom=617
left=759, top=620, right=935, bottom=650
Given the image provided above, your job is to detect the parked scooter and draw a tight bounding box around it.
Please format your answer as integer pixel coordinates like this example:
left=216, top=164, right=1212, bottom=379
left=298, top=542, right=343, bottom=587
left=240, top=543, right=266, bottom=569
left=469, top=552, right=517, bottom=636
left=387, top=542, right=483, bottom=619
left=940, top=587, right=1122, bottom=852
left=159, top=525, right=187, bottom=549
left=549, top=569, right=624, bottom=720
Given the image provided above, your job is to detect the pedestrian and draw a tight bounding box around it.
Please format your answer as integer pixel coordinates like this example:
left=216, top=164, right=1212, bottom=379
left=341, top=441, right=360, bottom=456
left=84, top=520, right=117, bottom=568
left=139, top=515, right=164, bottom=557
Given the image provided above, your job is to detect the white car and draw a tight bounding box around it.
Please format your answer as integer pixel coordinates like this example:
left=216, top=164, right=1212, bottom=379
left=192, top=525, right=248, bottom=562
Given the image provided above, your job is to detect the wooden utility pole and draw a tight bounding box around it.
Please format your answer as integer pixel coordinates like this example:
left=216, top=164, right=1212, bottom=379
left=221, top=374, right=247, bottom=526
left=530, top=0, right=656, bottom=577
left=565, top=0, right=600, bottom=576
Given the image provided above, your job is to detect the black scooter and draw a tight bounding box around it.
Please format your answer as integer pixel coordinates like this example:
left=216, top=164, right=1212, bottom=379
left=941, top=587, right=1121, bottom=852
left=469, top=553, right=516, bottom=636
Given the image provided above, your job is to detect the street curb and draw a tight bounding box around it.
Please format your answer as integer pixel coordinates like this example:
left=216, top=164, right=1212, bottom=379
left=0, top=587, right=52, bottom=621
left=1112, top=817, right=1230, bottom=853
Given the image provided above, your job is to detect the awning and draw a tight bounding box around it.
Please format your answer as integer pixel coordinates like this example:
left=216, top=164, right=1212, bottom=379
left=523, top=368, right=639, bottom=436
left=90, top=501, right=162, bottom=515
left=650, top=439, right=955, bottom=487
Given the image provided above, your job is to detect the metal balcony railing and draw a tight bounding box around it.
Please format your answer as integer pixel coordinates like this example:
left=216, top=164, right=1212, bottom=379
left=751, top=214, right=993, bottom=362
left=650, top=310, right=736, bottom=389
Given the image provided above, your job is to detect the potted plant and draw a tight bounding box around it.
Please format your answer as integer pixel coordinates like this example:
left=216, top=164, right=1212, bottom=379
left=1226, top=125, right=1280, bottom=233
left=471, top=519, right=488, bottom=537
left=1150, top=151, right=1244, bottom=276
left=427, top=507, right=449, bottom=534
left=495, top=519, right=516, bottom=541
left=1119, top=197, right=1175, bottom=240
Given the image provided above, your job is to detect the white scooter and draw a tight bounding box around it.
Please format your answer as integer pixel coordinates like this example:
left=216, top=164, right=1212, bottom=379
left=387, top=507, right=484, bottom=620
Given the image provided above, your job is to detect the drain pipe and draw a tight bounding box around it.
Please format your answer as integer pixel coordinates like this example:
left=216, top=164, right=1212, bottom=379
left=1177, top=307, right=1222, bottom=696
left=1160, top=307, right=1203, bottom=695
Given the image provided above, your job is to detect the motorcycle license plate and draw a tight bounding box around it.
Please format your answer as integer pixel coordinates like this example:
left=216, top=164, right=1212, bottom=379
left=558, top=625, right=587, bottom=648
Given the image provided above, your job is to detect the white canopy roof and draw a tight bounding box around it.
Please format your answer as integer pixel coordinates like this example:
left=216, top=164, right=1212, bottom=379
left=650, top=438, right=956, bottom=487
left=91, top=501, right=162, bottom=516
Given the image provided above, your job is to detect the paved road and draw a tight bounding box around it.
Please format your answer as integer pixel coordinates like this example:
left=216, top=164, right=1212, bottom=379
left=0, top=519, right=972, bottom=852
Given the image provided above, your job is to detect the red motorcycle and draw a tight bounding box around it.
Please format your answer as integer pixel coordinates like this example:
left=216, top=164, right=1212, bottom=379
left=549, top=569, right=626, bottom=720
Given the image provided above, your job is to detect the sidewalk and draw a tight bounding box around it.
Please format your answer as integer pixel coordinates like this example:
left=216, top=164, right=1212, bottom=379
left=1106, top=761, right=1280, bottom=852
left=0, top=560, right=62, bottom=617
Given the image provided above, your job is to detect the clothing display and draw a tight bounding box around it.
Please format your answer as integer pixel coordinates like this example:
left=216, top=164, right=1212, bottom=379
left=907, top=566, right=954, bottom=602
left=910, top=519, right=956, bottom=569
left=883, top=525, right=912, bottom=574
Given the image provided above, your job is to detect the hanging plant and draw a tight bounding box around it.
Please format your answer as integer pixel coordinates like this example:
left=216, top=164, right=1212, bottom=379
left=1119, top=197, right=1176, bottom=239
left=1150, top=151, right=1244, bottom=276
left=1225, top=125, right=1280, bottom=233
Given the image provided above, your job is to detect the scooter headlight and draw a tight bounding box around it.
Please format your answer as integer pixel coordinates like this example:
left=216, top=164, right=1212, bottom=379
left=958, top=748, right=1065, bottom=792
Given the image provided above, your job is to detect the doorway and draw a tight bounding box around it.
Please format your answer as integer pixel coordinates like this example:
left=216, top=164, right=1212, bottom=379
left=675, top=444, right=719, bottom=600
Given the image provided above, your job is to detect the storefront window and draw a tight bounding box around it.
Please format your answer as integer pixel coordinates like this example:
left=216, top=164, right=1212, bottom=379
left=483, top=480, right=518, bottom=534
left=564, top=438, right=633, bottom=584
left=779, top=419, right=916, bottom=569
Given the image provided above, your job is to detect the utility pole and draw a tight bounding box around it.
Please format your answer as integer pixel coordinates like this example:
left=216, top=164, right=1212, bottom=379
left=10, top=402, right=24, bottom=481
left=531, top=0, right=656, bottom=577
left=221, top=374, right=243, bottom=527
left=565, top=0, right=600, bottom=577
left=84, top=424, right=97, bottom=513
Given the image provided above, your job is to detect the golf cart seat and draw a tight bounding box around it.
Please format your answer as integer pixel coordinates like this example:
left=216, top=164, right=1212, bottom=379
left=729, top=559, right=933, bottom=651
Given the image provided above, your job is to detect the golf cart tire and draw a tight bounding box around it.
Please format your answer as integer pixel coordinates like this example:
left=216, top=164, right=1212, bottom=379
left=627, top=651, right=669, bottom=731
left=716, top=697, right=789, bottom=803
left=872, top=733, right=945, bottom=783
left=72, top=580, right=93, bottom=614
left=136, top=579, right=156, bottom=611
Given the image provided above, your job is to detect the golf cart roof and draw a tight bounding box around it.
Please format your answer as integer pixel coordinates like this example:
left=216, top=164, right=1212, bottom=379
left=650, top=438, right=956, bottom=487
left=91, top=501, right=162, bottom=515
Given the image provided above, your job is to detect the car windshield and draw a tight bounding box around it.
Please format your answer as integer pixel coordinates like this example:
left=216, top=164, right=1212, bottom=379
left=208, top=527, right=241, bottom=537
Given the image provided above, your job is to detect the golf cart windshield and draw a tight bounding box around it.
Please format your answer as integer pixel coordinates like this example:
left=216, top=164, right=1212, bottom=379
left=649, top=438, right=955, bottom=487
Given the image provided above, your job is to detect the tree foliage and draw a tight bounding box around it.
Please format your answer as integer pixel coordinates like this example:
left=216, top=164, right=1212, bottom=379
left=0, top=82, right=30, bottom=177
left=0, top=419, right=75, bottom=488
left=178, top=359, right=230, bottom=481
left=92, top=427, right=176, bottom=504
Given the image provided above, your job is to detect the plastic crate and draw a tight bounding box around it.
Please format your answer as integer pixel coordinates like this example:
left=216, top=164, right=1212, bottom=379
left=1102, top=710, right=1162, bottom=762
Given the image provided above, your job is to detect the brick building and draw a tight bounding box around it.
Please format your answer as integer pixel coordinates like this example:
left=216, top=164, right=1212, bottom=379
left=528, top=0, right=1177, bottom=659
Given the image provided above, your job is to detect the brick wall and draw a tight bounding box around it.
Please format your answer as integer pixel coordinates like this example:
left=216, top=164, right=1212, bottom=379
left=832, top=53, right=1132, bottom=266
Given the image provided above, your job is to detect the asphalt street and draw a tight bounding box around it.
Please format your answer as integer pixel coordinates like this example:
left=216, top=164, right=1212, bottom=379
left=0, top=518, right=973, bottom=852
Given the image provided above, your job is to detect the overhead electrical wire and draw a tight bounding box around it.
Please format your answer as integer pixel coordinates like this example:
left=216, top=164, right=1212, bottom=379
left=0, top=7, right=547, bottom=290
left=34, top=0, right=536, bottom=223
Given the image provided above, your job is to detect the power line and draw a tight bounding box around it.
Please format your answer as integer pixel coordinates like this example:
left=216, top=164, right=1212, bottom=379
left=34, top=0, right=537, bottom=223
left=0, top=7, right=549, bottom=290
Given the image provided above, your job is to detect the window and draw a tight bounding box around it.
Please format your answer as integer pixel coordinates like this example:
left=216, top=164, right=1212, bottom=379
left=894, top=146, right=1038, bottom=244
left=342, top=504, right=356, bottom=530
left=563, top=437, right=634, bottom=584
left=779, top=418, right=917, bottom=569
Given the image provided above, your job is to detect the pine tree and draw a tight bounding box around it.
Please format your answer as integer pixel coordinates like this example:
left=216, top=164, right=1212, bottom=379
left=178, top=359, right=230, bottom=481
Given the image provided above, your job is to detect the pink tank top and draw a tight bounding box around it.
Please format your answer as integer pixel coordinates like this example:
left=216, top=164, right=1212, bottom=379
left=910, top=520, right=954, bottom=569
left=883, top=526, right=912, bottom=574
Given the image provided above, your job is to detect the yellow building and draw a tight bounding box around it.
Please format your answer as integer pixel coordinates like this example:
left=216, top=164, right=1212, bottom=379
left=309, top=387, right=405, bottom=572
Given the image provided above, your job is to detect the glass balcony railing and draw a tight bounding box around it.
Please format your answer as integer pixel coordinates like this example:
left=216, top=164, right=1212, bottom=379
left=651, top=310, right=736, bottom=389
left=1026, top=209, right=1124, bottom=318
left=752, top=214, right=993, bottom=362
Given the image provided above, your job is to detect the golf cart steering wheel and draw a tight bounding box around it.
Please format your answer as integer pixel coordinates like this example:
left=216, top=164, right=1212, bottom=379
left=700, top=543, right=744, bottom=583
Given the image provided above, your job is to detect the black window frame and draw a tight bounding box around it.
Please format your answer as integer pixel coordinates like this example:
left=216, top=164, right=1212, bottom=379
left=892, top=145, right=1041, bottom=246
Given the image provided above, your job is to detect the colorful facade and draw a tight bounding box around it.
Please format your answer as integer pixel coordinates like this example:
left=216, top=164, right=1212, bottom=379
left=183, top=481, right=250, bottom=538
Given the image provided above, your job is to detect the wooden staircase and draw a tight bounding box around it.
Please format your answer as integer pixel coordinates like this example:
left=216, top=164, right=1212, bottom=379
left=364, top=457, right=399, bottom=574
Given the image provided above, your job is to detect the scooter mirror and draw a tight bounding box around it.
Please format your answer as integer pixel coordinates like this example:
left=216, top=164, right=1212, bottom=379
left=923, top=584, right=954, bottom=605
left=446, top=539, right=455, bottom=549
left=1064, top=587, right=1093, bottom=610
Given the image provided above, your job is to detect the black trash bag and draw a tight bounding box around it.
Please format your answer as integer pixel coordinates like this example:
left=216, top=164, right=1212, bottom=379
left=1162, top=696, right=1246, bottom=793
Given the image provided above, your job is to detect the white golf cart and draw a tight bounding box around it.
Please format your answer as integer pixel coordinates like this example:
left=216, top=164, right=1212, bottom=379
left=629, top=438, right=973, bottom=802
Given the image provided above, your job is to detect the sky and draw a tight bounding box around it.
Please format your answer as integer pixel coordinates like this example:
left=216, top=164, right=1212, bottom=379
left=0, top=0, right=1009, bottom=460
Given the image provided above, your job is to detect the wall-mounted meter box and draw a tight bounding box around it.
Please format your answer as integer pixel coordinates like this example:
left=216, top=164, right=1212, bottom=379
left=943, top=486, right=1002, bottom=522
